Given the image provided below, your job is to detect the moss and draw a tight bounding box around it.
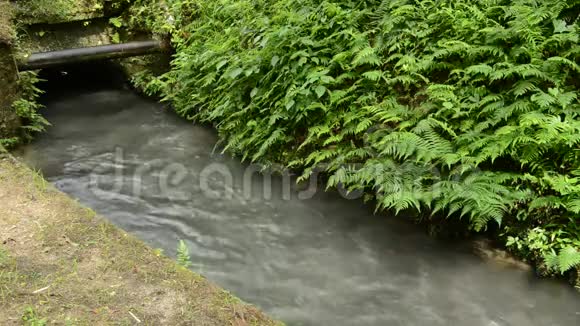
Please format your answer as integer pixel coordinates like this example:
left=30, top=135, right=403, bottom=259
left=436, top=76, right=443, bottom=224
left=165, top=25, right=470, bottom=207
left=0, top=1, right=20, bottom=144
left=0, top=44, right=20, bottom=141
left=13, top=0, right=106, bottom=24
left=0, top=0, right=14, bottom=45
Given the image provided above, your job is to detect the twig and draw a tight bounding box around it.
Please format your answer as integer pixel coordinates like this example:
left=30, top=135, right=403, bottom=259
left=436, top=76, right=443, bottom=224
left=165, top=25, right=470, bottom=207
left=128, top=311, right=141, bottom=323
left=32, top=285, right=50, bottom=294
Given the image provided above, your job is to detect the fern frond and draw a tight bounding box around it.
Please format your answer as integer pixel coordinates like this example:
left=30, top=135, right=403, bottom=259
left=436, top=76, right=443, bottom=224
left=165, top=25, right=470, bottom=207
left=545, top=247, right=580, bottom=273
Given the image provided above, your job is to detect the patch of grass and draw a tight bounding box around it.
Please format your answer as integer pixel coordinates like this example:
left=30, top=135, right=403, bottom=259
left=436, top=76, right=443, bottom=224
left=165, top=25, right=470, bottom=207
left=21, top=306, right=47, bottom=326
left=0, top=246, right=9, bottom=267
left=0, top=246, right=18, bottom=301
left=30, top=168, right=48, bottom=191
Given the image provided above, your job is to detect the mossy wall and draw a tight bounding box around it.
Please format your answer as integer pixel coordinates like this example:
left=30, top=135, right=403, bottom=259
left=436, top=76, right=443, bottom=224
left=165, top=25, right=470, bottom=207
left=0, top=1, right=20, bottom=141
left=18, top=19, right=114, bottom=54
left=0, top=0, right=14, bottom=44
left=13, top=0, right=107, bottom=25
left=0, top=45, right=20, bottom=140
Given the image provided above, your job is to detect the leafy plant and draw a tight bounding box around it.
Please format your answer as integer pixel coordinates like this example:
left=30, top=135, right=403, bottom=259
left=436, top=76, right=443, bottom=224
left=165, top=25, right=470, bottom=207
left=0, top=137, right=19, bottom=150
left=21, top=307, right=47, bottom=326
left=545, top=247, right=580, bottom=274
left=12, top=71, right=50, bottom=142
left=109, top=17, right=124, bottom=28
left=176, top=240, right=192, bottom=268
left=109, top=16, right=124, bottom=43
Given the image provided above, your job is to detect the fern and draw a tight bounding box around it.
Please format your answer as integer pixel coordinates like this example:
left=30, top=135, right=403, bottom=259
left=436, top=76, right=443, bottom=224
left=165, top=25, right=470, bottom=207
left=545, top=247, right=580, bottom=274
left=7, top=71, right=50, bottom=145
left=176, top=240, right=192, bottom=268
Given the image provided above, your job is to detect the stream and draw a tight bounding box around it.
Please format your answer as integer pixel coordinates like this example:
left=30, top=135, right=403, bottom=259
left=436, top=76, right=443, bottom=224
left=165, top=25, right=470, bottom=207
left=19, top=64, right=580, bottom=326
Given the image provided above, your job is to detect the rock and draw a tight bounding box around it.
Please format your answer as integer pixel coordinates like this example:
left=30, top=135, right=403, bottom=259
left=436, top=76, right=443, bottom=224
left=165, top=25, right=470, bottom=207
left=472, top=238, right=532, bottom=271
left=568, top=267, right=580, bottom=290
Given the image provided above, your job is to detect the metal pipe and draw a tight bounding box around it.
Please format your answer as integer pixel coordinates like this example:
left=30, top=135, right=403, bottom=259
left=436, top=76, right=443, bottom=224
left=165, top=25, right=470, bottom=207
left=18, top=40, right=164, bottom=71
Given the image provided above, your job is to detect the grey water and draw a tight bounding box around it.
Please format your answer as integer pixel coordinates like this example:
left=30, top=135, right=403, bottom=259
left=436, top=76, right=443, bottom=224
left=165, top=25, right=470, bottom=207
left=20, top=66, right=580, bottom=326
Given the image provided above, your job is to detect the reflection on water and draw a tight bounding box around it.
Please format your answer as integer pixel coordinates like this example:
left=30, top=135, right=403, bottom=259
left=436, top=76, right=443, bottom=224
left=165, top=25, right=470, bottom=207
left=20, top=68, right=580, bottom=326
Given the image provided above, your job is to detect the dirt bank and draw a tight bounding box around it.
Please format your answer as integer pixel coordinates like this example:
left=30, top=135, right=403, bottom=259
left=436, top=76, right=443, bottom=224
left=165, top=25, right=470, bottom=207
left=0, top=155, right=281, bottom=325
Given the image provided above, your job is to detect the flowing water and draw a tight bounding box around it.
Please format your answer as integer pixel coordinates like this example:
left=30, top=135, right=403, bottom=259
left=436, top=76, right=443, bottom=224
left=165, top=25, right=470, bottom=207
left=19, top=65, right=580, bottom=325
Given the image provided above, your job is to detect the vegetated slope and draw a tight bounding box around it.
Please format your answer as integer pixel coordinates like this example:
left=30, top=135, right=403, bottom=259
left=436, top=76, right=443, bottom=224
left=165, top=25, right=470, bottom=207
left=130, top=0, right=580, bottom=282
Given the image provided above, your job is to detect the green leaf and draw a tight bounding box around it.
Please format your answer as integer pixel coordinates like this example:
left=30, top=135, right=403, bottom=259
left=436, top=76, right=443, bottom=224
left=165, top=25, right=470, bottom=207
left=465, top=64, right=493, bottom=76
left=216, top=60, right=228, bottom=70
left=111, top=33, right=120, bottom=44
left=362, top=70, right=382, bottom=81
left=531, top=92, right=556, bottom=108
left=314, top=85, right=326, bottom=98
left=553, top=19, right=570, bottom=33
left=228, top=68, right=244, bottom=79
left=545, top=246, right=580, bottom=273
left=109, top=17, right=123, bottom=28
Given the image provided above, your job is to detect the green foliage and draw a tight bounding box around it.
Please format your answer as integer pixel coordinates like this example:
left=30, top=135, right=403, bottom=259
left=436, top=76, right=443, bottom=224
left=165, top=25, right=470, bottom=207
left=21, top=307, right=47, bottom=326
left=109, top=17, right=124, bottom=28
left=126, top=0, right=178, bottom=34
left=108, top=16, right=125, bottom=44
left=0, top=137, right=19, bottom=149
left=545, top=246, right=580, bottom=273
left=1, top=71, right=49, bottom=149
left=0, top=246, right=9, bottom=267
left=136, top=0, right=580, bottom=277
left=507, top=221, right=580, bottom=274
left=12, top=71, right=50, bottom=142
left=176, top=240, right=192, bottom=268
